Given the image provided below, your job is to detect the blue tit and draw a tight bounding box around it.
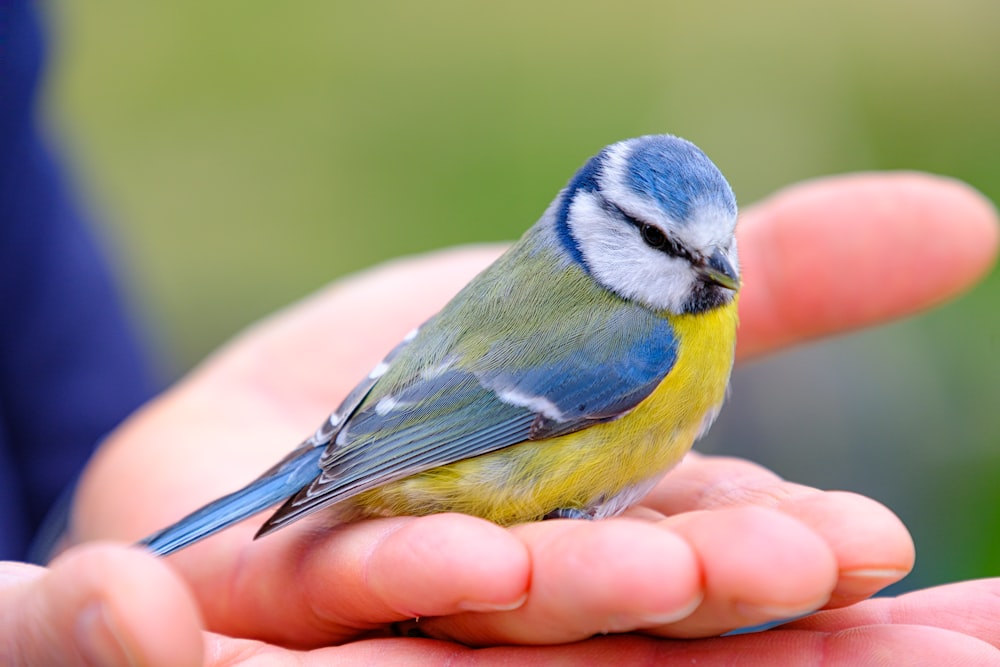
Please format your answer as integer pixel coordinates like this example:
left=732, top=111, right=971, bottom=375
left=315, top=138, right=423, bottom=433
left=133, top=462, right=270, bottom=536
left=140, top=134, right=740, bottom=556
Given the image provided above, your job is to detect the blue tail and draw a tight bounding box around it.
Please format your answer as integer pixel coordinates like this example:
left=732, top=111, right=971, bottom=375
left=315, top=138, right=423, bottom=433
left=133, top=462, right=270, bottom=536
left=138, top=445, right=324, bottom=556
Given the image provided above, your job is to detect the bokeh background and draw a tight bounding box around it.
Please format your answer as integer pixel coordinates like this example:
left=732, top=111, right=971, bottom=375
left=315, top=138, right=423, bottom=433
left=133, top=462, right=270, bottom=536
left=42, top=1, right=999, bottom=593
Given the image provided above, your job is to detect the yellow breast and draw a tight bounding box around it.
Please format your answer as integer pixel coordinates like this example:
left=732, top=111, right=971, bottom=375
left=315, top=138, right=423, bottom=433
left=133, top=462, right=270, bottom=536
left=358, top=298, right=739, bottom=524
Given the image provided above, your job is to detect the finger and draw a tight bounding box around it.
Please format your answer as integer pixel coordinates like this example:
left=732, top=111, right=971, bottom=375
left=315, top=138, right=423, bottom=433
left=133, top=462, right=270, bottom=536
left=168, top=513, right=530, bottom=646
left=647, top=454, right=915, bottom=607
left=649, top=506, right=837, bottom=637
left=408, top=517, right=704, bottom=646
left=0, top=543, right=202, bottom=666
left=736, top=171, right=998, bottom=360
left=402, top=507, right=840, bottom=644
left=772, top=491, right=914, bottom=608
left=785, top=577, right=1000, bottom=648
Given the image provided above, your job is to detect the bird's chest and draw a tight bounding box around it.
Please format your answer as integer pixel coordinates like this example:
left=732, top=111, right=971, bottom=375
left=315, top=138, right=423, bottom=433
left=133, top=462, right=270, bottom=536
left=551, top=301, right=738, bottom=490
left=626, top=302, right=739, bottom=446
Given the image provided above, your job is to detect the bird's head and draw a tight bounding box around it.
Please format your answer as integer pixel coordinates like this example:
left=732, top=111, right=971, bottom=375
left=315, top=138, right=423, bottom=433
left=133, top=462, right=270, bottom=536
left=556, top=135, right=739, bottom=314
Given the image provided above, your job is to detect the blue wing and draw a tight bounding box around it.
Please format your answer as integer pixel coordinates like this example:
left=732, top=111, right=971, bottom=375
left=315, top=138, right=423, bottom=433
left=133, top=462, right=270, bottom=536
left=258, top=304, right=678, bottom=534
left=138, top=333, right=417, bottom=556
left=138, top=444, right=324, bottom=556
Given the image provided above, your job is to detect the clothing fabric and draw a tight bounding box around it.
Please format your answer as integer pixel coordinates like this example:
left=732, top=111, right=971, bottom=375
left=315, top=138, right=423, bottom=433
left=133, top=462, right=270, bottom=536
left=0, top=1, right=156, bottom=560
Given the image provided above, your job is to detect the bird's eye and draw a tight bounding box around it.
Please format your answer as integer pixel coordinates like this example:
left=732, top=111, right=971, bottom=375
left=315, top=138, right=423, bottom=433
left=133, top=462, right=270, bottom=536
left=640, top=224, right=668, bottom=250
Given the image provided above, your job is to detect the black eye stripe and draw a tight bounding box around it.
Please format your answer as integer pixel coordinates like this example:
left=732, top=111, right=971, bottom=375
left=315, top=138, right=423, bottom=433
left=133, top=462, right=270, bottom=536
left=608, top=204, right=690, bottom=260
left=645, top=226, right=688, bottom=259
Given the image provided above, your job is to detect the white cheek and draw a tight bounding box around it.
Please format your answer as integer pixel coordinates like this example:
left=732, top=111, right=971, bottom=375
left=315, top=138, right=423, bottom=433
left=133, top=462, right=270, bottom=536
left=567, top=192, right=696, bottom=313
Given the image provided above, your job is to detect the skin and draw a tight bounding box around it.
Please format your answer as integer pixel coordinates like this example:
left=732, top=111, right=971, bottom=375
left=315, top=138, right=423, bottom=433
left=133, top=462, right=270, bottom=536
left=0, top=172, right=997, bottom=665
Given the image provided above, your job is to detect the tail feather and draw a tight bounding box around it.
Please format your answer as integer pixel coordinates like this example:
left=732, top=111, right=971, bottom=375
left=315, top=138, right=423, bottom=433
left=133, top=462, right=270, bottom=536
left=137, top=445, right=323, bottom=556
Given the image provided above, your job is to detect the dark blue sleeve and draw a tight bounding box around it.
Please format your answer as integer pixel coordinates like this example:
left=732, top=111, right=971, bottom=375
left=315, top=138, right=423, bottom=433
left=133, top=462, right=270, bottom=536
left=0, top=1, right=158, bottom=560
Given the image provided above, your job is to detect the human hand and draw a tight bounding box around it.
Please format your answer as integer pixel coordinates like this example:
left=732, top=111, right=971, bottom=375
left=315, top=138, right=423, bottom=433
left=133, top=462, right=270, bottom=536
left=5, top=549, right=999, bottom=665
left=5, top=549, right=998, bottom=666
left=56, top=172, right=996, bottom=663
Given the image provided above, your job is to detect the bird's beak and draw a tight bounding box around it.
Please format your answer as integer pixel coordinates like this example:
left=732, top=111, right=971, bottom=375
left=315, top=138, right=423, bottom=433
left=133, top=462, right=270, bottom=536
left=699, top=248, right=740, bottom=291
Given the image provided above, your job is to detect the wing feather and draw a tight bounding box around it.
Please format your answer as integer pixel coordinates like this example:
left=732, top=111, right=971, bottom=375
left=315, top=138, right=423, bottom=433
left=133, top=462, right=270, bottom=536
left=260, top=270, right=680, bottom=535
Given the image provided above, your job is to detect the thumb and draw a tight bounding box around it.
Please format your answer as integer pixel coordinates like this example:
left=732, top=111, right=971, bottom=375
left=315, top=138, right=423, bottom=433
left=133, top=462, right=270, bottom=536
left=0, top=543, right=203, bottom=666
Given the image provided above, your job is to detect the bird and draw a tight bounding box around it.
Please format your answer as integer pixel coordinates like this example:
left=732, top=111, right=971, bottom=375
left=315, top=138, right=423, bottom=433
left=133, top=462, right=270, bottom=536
left=139, top=134, right=741, bottom=556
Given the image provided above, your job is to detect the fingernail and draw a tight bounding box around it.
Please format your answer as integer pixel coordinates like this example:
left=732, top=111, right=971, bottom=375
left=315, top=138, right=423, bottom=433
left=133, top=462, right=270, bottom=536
left=830, top=568, right=910, bottom=603
left=457, top=592, right=528, bottom=613
left=637, top=591, right=705, bottom=626
left=75, top=601, right=136, bottom=667
left=840, top=567, right=910, bottom=580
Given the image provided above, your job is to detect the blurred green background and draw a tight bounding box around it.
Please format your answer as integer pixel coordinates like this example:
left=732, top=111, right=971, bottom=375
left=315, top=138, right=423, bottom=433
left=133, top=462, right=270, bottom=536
left=43, top=1, right=999, bottom=592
